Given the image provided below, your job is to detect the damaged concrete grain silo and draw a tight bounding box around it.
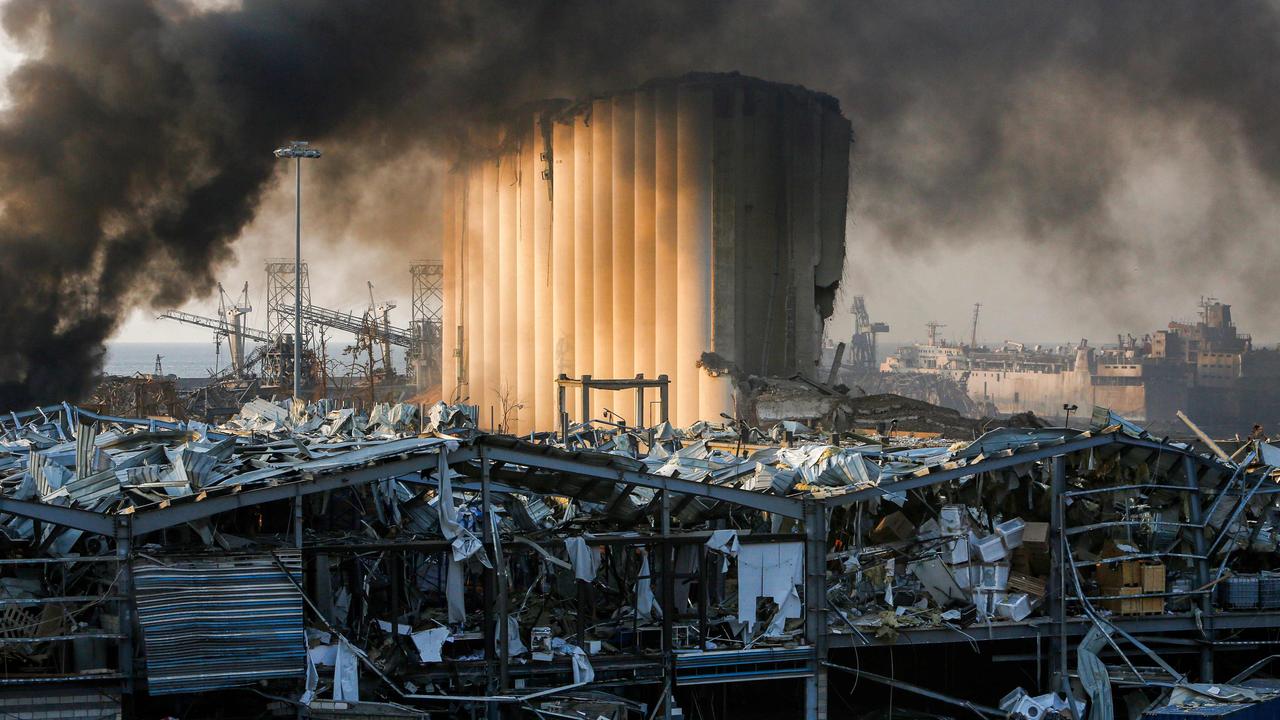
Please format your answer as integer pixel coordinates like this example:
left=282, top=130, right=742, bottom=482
left=441, top=73, right=852, bottom=432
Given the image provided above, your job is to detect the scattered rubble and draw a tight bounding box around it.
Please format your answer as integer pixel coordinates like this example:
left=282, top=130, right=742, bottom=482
left=0, top=396, right=1275, bottom=718
left=839, top=367, right=993, bottom=418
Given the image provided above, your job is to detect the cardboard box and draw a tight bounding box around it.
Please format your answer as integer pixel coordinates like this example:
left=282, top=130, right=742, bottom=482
left=1010, top=546, right=1032, bottom=574
left=1140, top=561, right=1166, bottom=593
left=872, top=511, right=915, bottom=543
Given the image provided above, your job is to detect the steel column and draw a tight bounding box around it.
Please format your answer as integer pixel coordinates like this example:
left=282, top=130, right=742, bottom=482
left=635, top=380, right=645, bottom=431
left=479, top=448, right=498, bottom=720
left=1049, top=455, right=1068, bottom=693
left=114, top=517, right=135, bottom=693
left=1184, top=454, right=1215, bottom=682
left=658, top=375, right=670, bottom=424
left=558, top=380, right=569, bottom=443
left=804, top=500, right=828, bottom=720
left=660, top=489, right=674, bottom=720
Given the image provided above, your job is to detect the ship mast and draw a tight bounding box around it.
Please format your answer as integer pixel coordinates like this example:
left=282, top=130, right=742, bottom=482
left=970, top=302, right=981, bottom=348
left=926, top=320, right=946, bottom=346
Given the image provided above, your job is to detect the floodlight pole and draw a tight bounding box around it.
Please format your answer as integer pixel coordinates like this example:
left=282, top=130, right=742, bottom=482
left=274, top=141, right=322, bottom=401
left=293, top=154, right=301, bottom=401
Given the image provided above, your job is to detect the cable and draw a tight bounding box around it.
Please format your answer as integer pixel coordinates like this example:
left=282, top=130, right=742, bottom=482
left=888, top=645, right=894, bottom=717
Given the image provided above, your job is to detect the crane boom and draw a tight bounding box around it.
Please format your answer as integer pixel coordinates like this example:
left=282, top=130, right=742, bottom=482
left=158, top=310, right=273, bottom=344
left=298, top=304, right=414, bottom=348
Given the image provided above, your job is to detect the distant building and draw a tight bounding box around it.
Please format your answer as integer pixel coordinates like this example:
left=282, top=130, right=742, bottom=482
left=881, top=299, right=1280, bottom=431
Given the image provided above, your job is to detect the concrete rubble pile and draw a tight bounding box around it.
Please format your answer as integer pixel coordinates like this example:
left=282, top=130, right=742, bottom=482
left=0, top=397, right=1276, bottom=718
left=837, top=367, right=993, bottom=419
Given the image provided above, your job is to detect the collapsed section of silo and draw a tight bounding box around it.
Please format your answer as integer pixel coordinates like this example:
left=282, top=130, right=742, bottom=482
left=441, top=72, right=852, bottom=432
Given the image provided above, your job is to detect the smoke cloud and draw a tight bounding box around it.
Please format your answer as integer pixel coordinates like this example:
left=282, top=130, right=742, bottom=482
left=1, top=0, right=1279, bottom=408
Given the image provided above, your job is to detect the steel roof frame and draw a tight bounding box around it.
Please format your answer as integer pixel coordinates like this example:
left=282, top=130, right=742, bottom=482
left=819, top=433, right=1228, bottom=509
left=0, top=433, right=808, bottom=537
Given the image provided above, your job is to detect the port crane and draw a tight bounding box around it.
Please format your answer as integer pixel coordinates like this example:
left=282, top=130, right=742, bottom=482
left=849, top=296, right=890, bottom=371
left=297, top=303, right=415, bottom=348
left=298, top=291, right=417, bottom=383
left=158, top=283, right=274, bottom=379
left=158, top=308, right=272, bottom=343
left=163, top=270, right=436, bottom=389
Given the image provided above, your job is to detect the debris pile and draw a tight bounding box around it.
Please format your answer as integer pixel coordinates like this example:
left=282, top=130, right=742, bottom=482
left=85, top=374, right=184, bottom=420
left=839, top=367, right=993, bottom=417
left=0, top=397, right=1275, bottom=717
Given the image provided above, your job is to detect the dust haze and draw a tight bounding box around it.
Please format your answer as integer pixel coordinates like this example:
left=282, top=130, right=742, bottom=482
left=2, top=0, right=1279, bottom=406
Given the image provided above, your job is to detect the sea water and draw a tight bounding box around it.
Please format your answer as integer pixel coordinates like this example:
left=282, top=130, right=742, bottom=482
left=105, top=342, right=408, bottom=378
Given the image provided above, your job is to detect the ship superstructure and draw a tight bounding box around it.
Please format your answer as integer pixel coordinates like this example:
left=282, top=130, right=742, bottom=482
left=880, top=299, right=1280, bottom=429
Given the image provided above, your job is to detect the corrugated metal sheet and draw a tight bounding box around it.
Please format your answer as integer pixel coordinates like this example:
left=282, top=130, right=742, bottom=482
left=134, top=551, right=305, bottom=695
left=75, top=421, right=97, bottom=480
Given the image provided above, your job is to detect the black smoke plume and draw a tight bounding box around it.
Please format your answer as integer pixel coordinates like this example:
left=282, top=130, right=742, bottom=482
left=1, top=0, right=1278, bottom=409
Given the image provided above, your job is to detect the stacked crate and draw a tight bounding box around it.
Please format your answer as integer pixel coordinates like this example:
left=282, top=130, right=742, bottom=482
left=1139, top=561, right=1166, bottom=614
left=1097, top=553, right=1165, bottom=615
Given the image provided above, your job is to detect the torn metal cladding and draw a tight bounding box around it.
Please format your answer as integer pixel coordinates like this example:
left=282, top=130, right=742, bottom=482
left=0, top=398, right=1277, bottom=719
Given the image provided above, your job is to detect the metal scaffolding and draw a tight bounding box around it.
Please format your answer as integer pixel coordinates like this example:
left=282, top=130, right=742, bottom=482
left=264, top=259, right=313, bottom=386
left=409, top=261, right=444, bottom=391
left=410, top=260, right=443, bottom=329
left=265, top=259, right=312, bottom=346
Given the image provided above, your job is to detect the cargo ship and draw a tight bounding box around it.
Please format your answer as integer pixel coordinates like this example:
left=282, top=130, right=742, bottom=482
left=880, top=299, right=1280, bottom=431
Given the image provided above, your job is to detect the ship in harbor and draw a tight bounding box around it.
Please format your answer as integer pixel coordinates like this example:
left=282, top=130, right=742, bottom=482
left=880, top=298, right=1280, bottom=432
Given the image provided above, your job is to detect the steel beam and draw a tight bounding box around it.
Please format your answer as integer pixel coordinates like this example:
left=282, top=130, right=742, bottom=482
left=473, top=443, right=804, bottom=518
left=825, top=661, right=1003, bottom=717
left=822, top=434, right=1116, bottom=508
left=30, top=436, right=802, bottom=542
left=828, top=611, right=1280, bottom=648
left=129, top=451, right=445, bottom=535
left=822, top=433, right=1219, bottom=509
left=0, top=497, right=114, bottom=536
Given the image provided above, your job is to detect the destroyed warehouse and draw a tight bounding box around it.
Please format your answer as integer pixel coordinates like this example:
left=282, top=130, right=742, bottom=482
left=1, top=397, right=1280, bottom=719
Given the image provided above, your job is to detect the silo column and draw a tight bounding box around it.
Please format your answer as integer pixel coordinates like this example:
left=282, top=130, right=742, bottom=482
left=592, top=99, right=615, bottom=381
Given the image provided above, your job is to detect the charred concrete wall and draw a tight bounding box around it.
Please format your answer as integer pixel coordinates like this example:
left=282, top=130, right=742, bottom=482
left=441, top=73, right=852, bottom=431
